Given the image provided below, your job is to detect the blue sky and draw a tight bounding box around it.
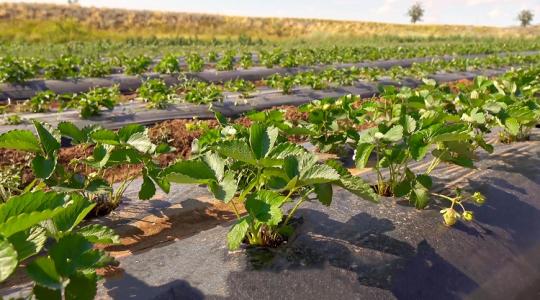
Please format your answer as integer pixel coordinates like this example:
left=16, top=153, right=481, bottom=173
left=4, top=0, right=540, bottom=27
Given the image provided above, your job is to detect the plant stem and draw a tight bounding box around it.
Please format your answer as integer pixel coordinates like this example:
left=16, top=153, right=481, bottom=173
left=283, top=188, right=313, bottom=227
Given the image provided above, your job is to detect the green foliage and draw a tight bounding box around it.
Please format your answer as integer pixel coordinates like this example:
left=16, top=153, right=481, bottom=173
left=0, top=191, right=118, bottom=299
left=186, top=53, right=205, bottom=72
left=26, top=90, right=57, bottom=113
left=137, top=78, right=176, bottom=109
left=166, top=122, right=376, bottom=250
left=122, top=55, right=152, bottom=75
left=224, top=79, right=256, bottom=98
left=64, top=86, right=119, bottom=118
left=154, top=54, right=181, bottom=74
left=0, top=56, right=39, bottom=83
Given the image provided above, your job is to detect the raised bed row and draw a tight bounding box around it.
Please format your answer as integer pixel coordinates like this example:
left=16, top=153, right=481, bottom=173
left=1, top=51, right=537, bottom=101
left=0, top=67, right=509, bottom=135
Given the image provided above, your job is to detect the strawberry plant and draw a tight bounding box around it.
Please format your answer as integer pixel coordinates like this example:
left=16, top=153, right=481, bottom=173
left=137, top=78, right=177, bottom=109
left=186, top=53, right=205, bottom=72
left=216, top=51, right=235, bottom=71
left=25, top=90, right=58, bottom=113
left=165, top=123, right=377, bottom=250
left=0, top=190, right=119, bottom=299
left=239, top=52, right=253, bottom=69
left=0, top=166, right=22, bottom=203
left=264, top=74, right=296, bottom=94
left=154, top=54, right=181, bottom=74
left=182, top=81, right=223, bottom=104
left=79, top=59, right=113, bottom=78
left=298, top=95, right=362, bottom=154
left=64, top=86, right=119, bottom=118
left=43, top=55, right=80, bottom=80
left=0, top=56, right=39, bottom=84
left=123, top=55, right=152, bottom=75
left=224, top=79, right=256, bottom=98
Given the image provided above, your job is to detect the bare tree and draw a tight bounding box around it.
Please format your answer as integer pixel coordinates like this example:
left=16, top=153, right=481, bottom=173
left=408, top=2, right=425, bottom=24
left=517, top=10, right=534, bottom=27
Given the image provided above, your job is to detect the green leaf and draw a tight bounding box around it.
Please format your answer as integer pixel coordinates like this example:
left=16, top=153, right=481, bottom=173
left=31, top=155, right=57, bottom=179
left=416, top=174, right=433, bottom=189
left=58, top=122, right=86, bottom=144
left=505, top=117, right=520, bottom=136
left=325, top=160, right=378, bottom=203
left=208, top=171, right=237, bottom=203
left=217, top=140, right=256, bottom=165
left=8, top=227, right=47, bottom=261
left=52, top=194, right=95, bottom=233
left=90, top=129, right=119, bottom=145
left=299, top=164, right=340, bottom=185
left=409, top=133, right=429, bottom=160
left=203, top=152, right=225, bottom=181
left=0, top=238, right=18, bottom=282
left=355, top=143, right=375, bottom=168
left=77, top=224, right=119, bottom=245
left=50, top=234, right=93, bottom=277
left=118, top=124, right=145, bottom=142
left=33, top=285, right=61, bottom=300
left=0, top=191, right=66, bottom=223
left=393, top=179, right=412, bottom=197
left=383, top=125, right=403, bottom=142
left=245, top=191, right=285, bottom=226
left=165, top=160, right=216, bottom=184
left=0, top=130, right=41, bottom=153
left=403, top=115, right=417, bottom=133
left=249, top=125, right=278, bottom=160
left=33, top=121, right=60, bottom=155
left=127, top=131, right=155, bottom=154
left=283, top=156, right=300, bottom=179
left=139, top=174, right=156, bottom=200
left=27, top=257, right=62, bottom=289
left=409, top=184, right=430, bottom=209
left=314, top=183, right=333, bottom=206
left=227, top=217, right=250, bottom=250
left=65, top=272, right=98, bottom=300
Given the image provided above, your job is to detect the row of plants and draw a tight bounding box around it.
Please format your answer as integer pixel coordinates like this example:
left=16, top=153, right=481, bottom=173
left=5, top=53, right=538, bottom=120
left=0, top=65, right=538, bottom=298
left=2, top=41, right=540, bottom=83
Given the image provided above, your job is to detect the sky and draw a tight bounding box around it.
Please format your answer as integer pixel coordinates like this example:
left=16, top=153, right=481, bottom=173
left=3, top=0, right=540, bottom=27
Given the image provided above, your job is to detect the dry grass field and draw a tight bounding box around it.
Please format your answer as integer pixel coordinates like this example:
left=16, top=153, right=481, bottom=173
left=0, top=2, right=538, bottom=42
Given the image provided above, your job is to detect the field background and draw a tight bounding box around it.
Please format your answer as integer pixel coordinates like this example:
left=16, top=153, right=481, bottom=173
left=1, top=2, right=539, bottom=42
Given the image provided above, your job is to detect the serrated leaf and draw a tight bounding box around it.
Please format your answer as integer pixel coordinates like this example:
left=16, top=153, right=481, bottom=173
left=409, top=183, right=430, bottom=209
left=33, top=121, right=60, bottom=156
left=217, top=140, right=256, bottom=165
left=208, top=171, right=237, bottom=203
left=314, top=183, right=333, bottom=206
left=50, top=234, right=93, bottom=277
left=203, top=152, right=225, bottom=181
left=299, top=164, right=340, bottom=185
left=383, top=125, right=403, bottom=142
left=505, top=117, right=520, bottom=136
left=8, top=227, right=46, bottom=261
left=250, top=125, right=278, bottom=160
left=355, top=143, right=375, bottom=168
left=165, top=160, right=216, bottom=183
left=31, top=155, right=57, bottom=179
left=33, top=284, right=61, bottom=300
left=227, top=218, right=250, bottom=251
left=77, top=225, right=119, bottom=245
left=52, top=194, right=95, bottom=233
left=65, top=272, right=98, bottom=300
left=127, top=131, right=155, bottom=153
left=0, top=238, right=18, bottom=282
left=245, top=191, right=285, bottom=226
left=139, top=174, right=156, bottom=200
left=118, top=124, right=145, bottom=142
left=27, top=257, right=62, bottom=289
left=90, top=129, right=119, bottom=145
left=0, top=130, right=41, bottom=153
left=58, top=122, right=86, bottom=144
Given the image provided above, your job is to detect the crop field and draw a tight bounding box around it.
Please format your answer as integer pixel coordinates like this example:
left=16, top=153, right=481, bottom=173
left=0, top=2, right=539, bottom=300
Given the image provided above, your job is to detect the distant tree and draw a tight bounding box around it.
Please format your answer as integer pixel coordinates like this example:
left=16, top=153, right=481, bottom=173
left=408, top=2, right=425, bottom=24
left=67, top=0, right=79, bottom=4
left=517, top=10, right=534, bottom=27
